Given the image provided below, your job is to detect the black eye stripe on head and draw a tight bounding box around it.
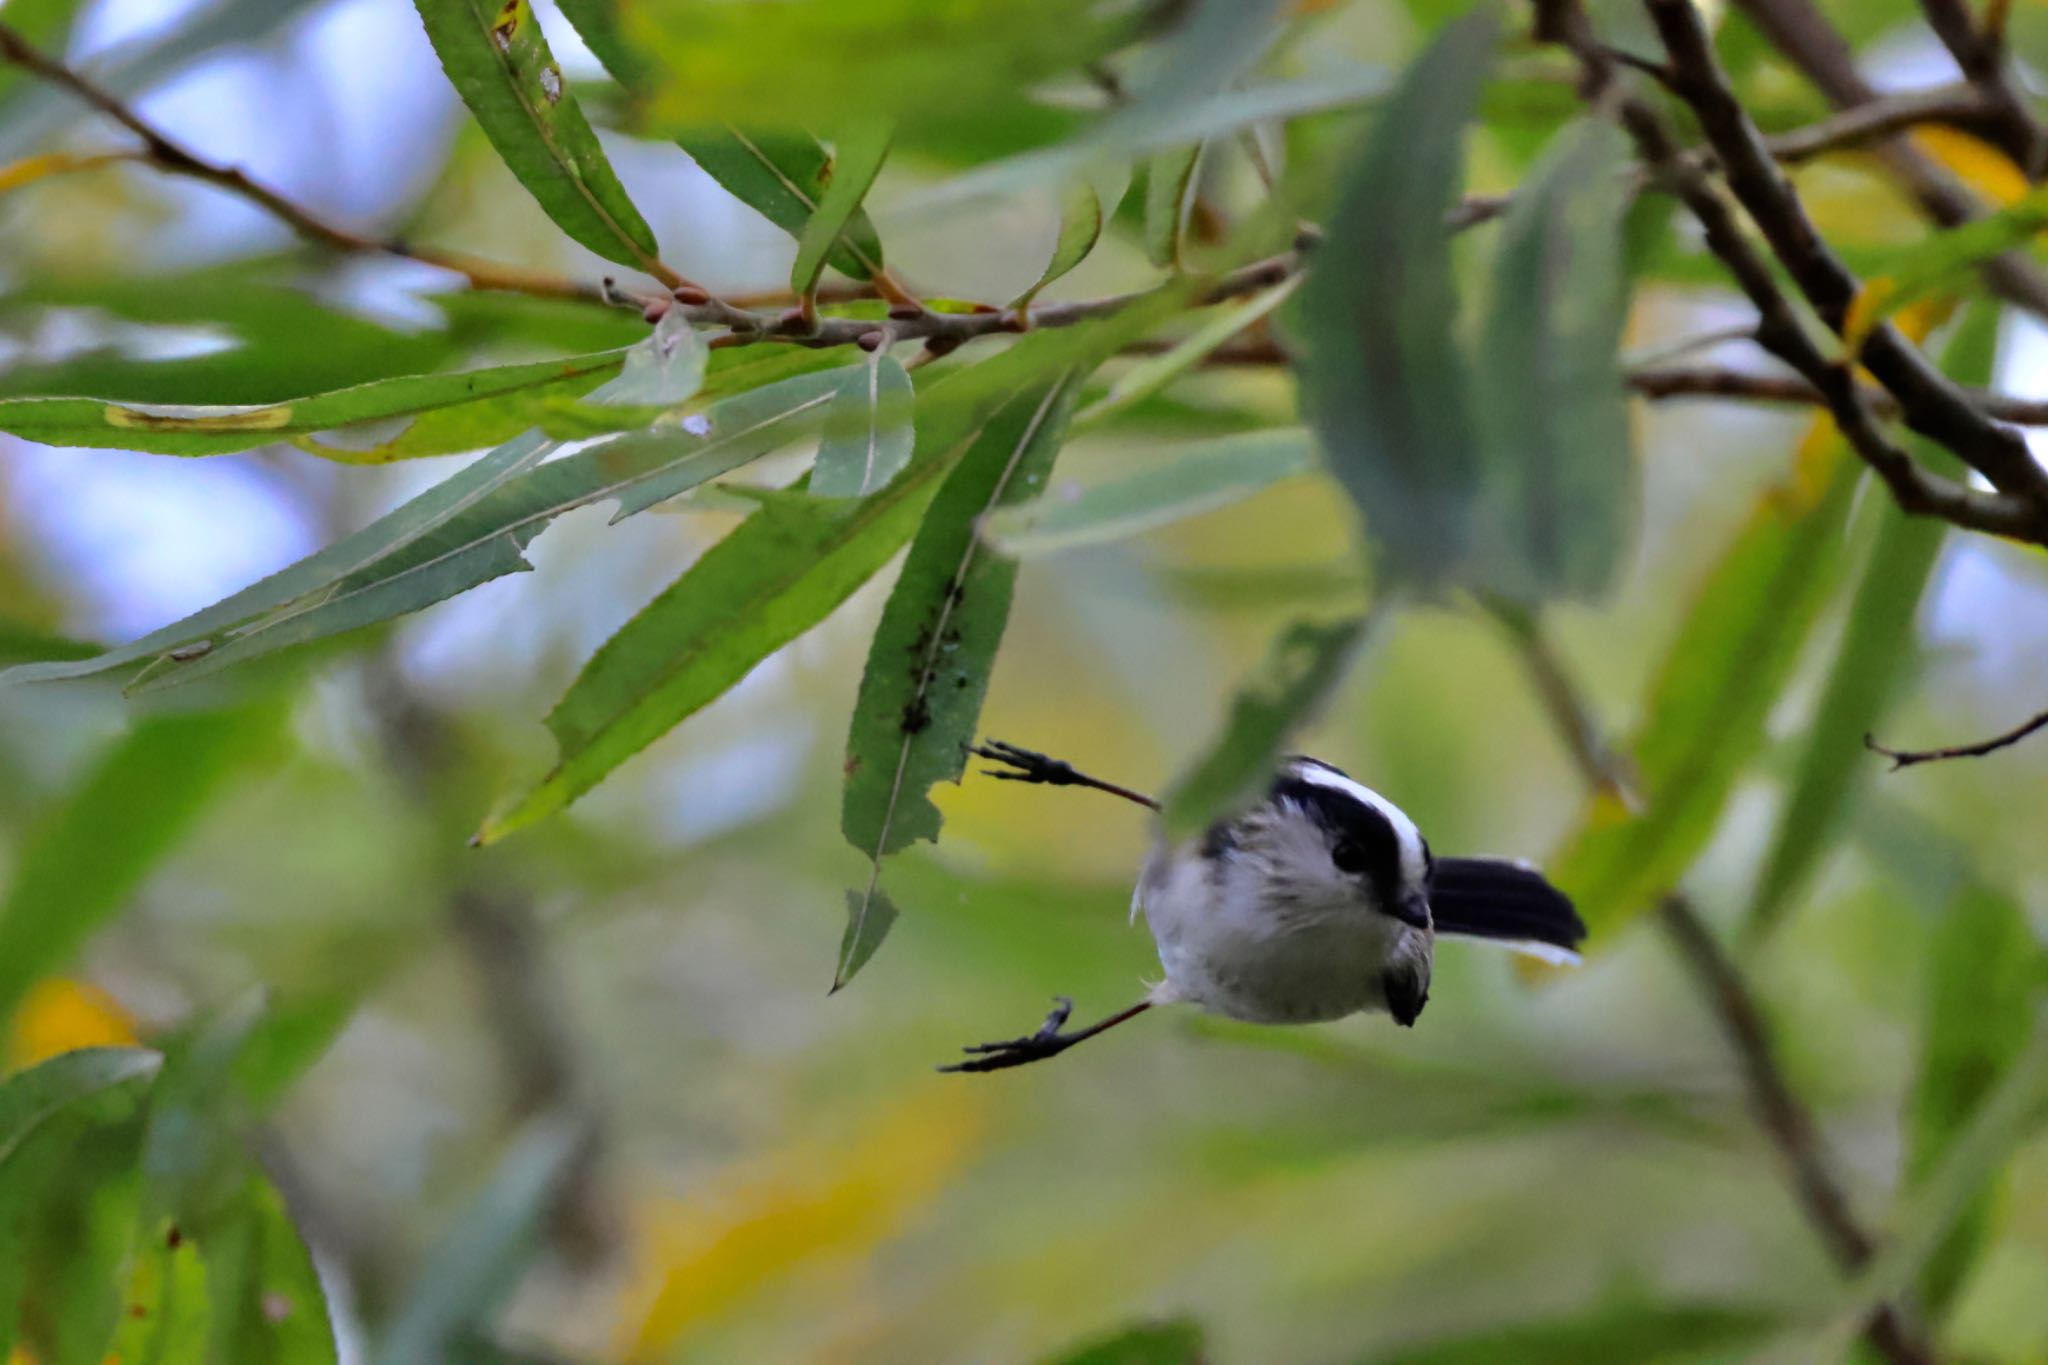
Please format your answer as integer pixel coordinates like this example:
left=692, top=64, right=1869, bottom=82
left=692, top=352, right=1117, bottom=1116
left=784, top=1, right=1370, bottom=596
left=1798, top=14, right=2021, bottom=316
left=1268, top=774, right=1404, bottom=902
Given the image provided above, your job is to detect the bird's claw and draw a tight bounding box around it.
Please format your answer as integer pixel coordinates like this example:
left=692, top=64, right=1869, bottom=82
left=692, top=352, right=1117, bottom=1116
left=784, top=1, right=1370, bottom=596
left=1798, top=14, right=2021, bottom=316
left=939, top=996, right=1079, bottom=1073
left=969, top=740, right=1076, bottom=786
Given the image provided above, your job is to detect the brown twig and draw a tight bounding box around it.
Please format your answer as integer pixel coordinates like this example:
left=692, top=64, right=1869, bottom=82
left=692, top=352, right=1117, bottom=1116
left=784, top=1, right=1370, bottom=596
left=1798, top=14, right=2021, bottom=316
left=1866, top=706, right=2048, bottom=768
left=1761, top=83, right=1999, bottom=164
left=1918, top=0, right=2048, bottom=179
left=0, top=20, right=628, bottom=302
left=1626, top=364, right=2048, bottom=427
left=1643, top=0, right=2048, bottom=514
left=1486, top=590, right=1935, bottom=1365
left=1728, top=0, right=2048, bottom=322
left=1536, top=0, right=2048, bottom=548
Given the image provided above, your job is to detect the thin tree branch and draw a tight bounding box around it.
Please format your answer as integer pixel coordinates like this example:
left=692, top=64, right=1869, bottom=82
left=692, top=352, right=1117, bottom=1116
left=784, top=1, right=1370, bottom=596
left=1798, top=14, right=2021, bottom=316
left=1626, top=364, right=2048, bottom=427
left=1918, top=0, right=2048, bottom=179
left=1762, top=83, right=1999, bottom=164
left=1644, top=0, right=2048, bottom=513
left=1866, top=705, right=2048, bottom=768
left=1534, top=0, right=2048, bottom=548
left=0, top=21, right=629, bottom=302
left=1485, top=590, right=1935, bottom=1365
left=1728, top=0, right=2048, bottom=322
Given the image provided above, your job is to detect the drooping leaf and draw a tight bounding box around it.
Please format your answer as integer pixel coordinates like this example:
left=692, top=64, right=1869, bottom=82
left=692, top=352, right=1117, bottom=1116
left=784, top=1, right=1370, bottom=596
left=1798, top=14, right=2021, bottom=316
left=410, top=0, right=663, bottom=273
left=1545, top=437, right=1861, bottom=939
left=0, top=705, right=283, bottom=1024
left=834, top=887, right=899, bottom=990
left=1744, top=305, right=1996, bottom=940
left=0, top=346, right=635, bottom=458
left=1162, top=615, right=1372, bottom=839
left=1471, top=116, right=1634, bottom=602
left=678, top=125, right=885, bottom=280
left=1906, top=883, right=2043, bottom=1318
left=1042, top=1319, right=1206, bottom=1365
left=130, top=364, right=848, bottom=694
left=1012, top=177, right=1106, bottom=309
left=838, top=376, right=1084, bottom=986
left=791, top=122, right=893, bottom=297
left=811, top=352, right=916, bottom=497
left=1294, top=5, right=1498, bottom=590
left=1144, top=143, right=1204, bottom=270
left=480, top=308, right=1181, bottom=843
left=0, top=1048, right=161, bottom=1168
left=0, top=314, right=710, bottom=690
left=1075, top=279, right=1298, bottom=429
left=983, top=428, right=1314, bottom=556
left=377, top=1120, right=581, bottom=1365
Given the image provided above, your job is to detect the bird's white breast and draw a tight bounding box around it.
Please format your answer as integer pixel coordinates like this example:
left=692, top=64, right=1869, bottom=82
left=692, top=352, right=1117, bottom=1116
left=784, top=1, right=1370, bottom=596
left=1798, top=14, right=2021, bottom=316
left=1133, top=837, right=1426, bottom=1025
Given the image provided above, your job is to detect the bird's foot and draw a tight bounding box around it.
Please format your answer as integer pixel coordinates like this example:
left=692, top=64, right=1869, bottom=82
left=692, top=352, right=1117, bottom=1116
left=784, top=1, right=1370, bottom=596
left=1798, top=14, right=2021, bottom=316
left=939, top=996, right=1079, bottom=1073
left=968, top=739, right=1081, bottom=787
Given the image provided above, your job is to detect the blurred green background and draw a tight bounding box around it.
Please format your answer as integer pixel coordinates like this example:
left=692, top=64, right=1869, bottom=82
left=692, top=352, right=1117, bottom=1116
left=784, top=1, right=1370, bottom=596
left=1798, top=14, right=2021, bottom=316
left=3, top=1, right=2048, bottom=1362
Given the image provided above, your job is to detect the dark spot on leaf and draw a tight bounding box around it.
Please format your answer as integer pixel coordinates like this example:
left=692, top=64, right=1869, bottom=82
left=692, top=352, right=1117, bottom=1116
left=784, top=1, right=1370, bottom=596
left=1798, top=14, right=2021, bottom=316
left=900, top=698, right=931, bottom=734
left=130, top=1304, right=148, bottom=1319
left=165, top=1225, right=183, bottom=1249
left=491, top=0, right=518, bottom=50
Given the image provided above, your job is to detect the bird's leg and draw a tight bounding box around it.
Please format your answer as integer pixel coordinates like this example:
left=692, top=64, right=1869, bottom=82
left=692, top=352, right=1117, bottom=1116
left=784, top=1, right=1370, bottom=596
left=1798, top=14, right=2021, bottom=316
left=939, top=997, right=1154, bottom=1073
left=968, top=739, right=1161, bottom=812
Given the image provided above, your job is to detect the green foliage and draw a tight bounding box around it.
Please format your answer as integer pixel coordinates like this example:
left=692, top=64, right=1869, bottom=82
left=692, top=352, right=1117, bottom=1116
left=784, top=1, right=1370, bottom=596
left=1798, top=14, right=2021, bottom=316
left=1295, top=5, right=1495, bottom=591
left=790, top=122, right=893, bottom=297
left=984, top=428, right=1314, bottom=556
left=839, top=376, right=1084, bottom=984
left=1144, top=144, right=1204, bottom=270
left=811, top=352, right=916, bottom=497
left=1350, top=1301, right=1776, bottom=1364
left=1043, top=1319, right=1206, bottom=1365
left=0, top=704, right=284, bottom=1023
left=677, top=126, right=887, bottom=280
left=1012, top=177, right=1108, bottom=309
left=410, top=0, right=662, bottom=272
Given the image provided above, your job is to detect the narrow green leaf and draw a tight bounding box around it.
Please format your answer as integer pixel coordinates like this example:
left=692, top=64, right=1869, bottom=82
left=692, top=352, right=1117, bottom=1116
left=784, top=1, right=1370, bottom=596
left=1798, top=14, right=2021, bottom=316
left=0, top=347, right=633, bottom=458
left=1295, top=5, right=1498, bottom=590
left=411, top=0, right=662, bottom=271
left=482, top=310, right=1179, bottom=843
left=200, top=1175, right=340, bottom=1365
left=1144, top=144, right=1203, bottom=270
left=109, top=1220, right=212, bottom=1363
left=1546, top=443, right=1860, bottom=939
left=1907, top=884, right=2042, bottom=1318
left=1744, top=307, right=1994, bottom=940
left=791, top=122, right=893, bottom=296
left=834, top=887, right=899, bottom=990
left=1012, top=178, right=1105, bottom=310
left=1784, top=1014, right=2048, bottom=1365
left=1471, top=117, right=1634, bottom=602
left=678, top=125, right=884, bottom=280
left=1163, top=615, right=1372, bottom=839
left=1075, top=279, right=1298, bottom=429
left=811, top=352, right=916, bottom=497
left=1042, top=1319, right=1206, bottom=1365
left=133, top=365, right=848, bottom=694
left=0, top=317, right=709, bottom=690
left=838, top=376, right=1084, bottom=986
left=552, top=0, right=639, bottom=83
left=1848, top=181, right=2048, bottom=342
left=983, top=428, right=1314, bottom=556
left=0, top=705, right=283, bottom=1023
left=378, top=1120, right=580, bottom=1365
left=0, top=1048, right=161, bottom=1169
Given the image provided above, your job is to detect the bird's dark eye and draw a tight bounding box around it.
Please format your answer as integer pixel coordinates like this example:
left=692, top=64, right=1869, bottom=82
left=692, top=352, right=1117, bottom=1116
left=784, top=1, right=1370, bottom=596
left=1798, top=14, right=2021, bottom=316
left=1332, top=840, right=1369, bottom=874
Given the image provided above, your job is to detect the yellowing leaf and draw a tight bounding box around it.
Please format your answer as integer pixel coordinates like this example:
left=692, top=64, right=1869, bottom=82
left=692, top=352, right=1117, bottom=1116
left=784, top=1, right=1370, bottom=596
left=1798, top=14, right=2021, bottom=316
left=616, top=1088, right=987, bottom=1359
left=1910, top=125, right=2028, bottom=207
left=7, top=978, right=139, bottom=1069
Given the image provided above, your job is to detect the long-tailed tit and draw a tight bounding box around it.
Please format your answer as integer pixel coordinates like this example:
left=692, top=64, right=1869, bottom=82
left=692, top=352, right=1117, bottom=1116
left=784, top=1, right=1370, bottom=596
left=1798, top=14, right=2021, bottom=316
left=941, top=740, right=1586, bottom=1073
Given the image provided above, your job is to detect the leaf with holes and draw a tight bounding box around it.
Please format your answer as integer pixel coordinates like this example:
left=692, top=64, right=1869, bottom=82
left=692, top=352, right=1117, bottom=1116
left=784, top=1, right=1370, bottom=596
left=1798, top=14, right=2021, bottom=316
left=838, top=376, right=1084, bottom=986
left=412, top=0, right=663, bottom=273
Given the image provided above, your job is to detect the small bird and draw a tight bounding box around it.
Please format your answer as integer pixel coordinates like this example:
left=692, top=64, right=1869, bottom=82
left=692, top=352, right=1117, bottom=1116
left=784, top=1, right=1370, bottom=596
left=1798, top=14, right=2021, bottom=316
left=942, top=740, right=1586, bottom=1073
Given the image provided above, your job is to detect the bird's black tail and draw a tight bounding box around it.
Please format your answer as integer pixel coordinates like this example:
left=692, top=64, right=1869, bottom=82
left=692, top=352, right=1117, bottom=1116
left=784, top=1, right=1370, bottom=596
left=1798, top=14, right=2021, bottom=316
left=1428, top=857, right=1587, bottom=963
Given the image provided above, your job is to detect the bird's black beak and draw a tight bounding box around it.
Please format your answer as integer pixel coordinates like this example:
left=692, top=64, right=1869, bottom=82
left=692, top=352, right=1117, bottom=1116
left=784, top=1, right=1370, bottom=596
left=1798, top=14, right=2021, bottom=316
left=1393, top=893, right=1432, bottom=930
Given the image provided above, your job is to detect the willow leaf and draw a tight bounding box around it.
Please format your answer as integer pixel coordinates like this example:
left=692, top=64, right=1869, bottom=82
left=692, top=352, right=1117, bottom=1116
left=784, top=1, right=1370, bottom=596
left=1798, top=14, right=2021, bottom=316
left=811, top=352, right=916, bottom=497
left=837, top=375, right=1084, bottom=987
left=412, top=0, right=662, bottom=271
left=791, top=122, right=893, bottom=295
left=679, top=126, right=884, bottom=280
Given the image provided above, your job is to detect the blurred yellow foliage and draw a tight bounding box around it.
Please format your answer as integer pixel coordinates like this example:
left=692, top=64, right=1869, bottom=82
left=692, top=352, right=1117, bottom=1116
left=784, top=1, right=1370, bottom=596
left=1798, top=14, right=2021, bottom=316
left=6, top=978, right=139, bottom=1070
left=614, top=1086, right=989, bottom=1361
left=1911, top=126, right=2029, bottom=207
